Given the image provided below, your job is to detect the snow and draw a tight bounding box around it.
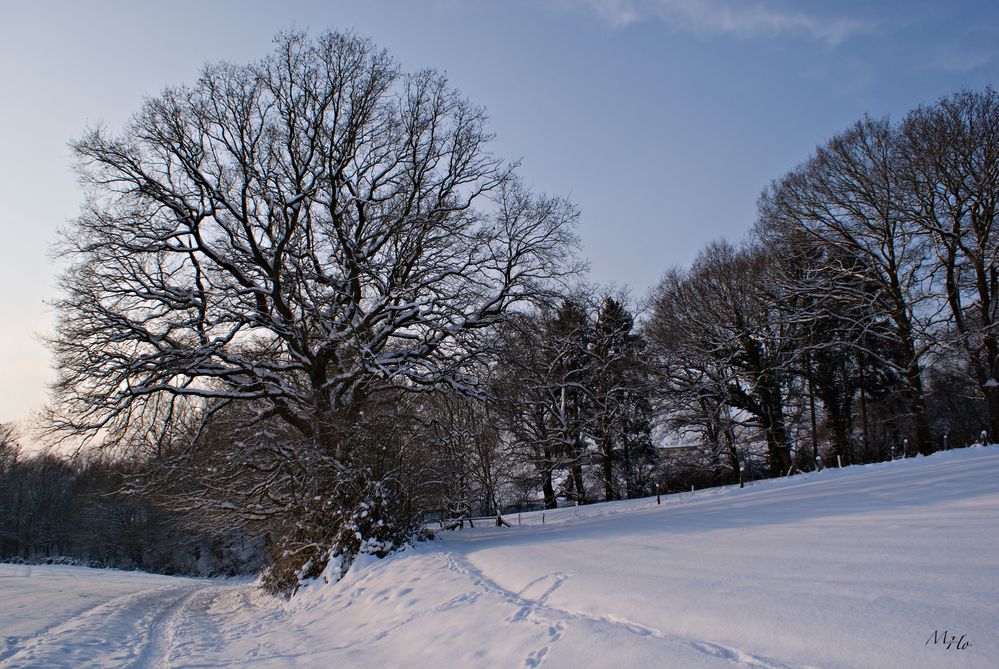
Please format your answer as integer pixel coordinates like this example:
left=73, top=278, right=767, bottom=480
left=3, top=446, right=999, bottom=668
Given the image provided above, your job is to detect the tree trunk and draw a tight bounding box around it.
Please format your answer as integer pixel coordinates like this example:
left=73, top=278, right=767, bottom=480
left=905, top=366, right=933, bottom=456
left=542, top=447, right=556, bottom=509
left=762, top=391, right=793, bottom=476
left=601, top=437, right=616, bottom=502
left=724, top=427, right=740, bottom=485
left=571, top=461, right=586, bottom=505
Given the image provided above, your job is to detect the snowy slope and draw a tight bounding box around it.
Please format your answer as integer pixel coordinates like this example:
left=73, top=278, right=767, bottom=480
left=3, top=446, right=998, bottom=668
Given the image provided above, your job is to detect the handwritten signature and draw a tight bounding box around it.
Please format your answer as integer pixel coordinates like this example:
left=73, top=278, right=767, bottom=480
left=926, top=630, right=971, bottom=650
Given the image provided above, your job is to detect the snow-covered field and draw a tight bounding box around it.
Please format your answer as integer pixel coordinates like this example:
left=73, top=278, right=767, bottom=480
left=3, top=446, right=998, bottom=668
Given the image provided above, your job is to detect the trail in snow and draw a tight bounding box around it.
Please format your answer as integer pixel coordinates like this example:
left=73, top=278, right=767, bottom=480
left=1, top=446, right=998, bottom=668
left=3, top=583, right=195, bottom=667
left=441, top=550, right=803, bottom=669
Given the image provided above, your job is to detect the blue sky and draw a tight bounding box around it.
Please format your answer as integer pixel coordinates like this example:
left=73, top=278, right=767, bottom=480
left=1, top=0, right=997, bottom=434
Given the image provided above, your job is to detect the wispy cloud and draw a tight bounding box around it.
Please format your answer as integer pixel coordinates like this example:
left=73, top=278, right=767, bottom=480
left=931, top=48, right=994, bottom=73
left=566, top=0, right=870, bottom=45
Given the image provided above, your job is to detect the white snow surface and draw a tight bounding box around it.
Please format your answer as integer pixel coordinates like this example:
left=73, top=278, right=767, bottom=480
left=3, top=446, right=998, bottom=668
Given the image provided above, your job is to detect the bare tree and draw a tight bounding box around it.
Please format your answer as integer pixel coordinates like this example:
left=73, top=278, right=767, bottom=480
left=0, top=422, right=19, bottom=469
left=646, top=241, right=796, bottom=477
left=764, top=117, right=936, bottom=454
left=899, top=88, right=999, bottom=439
left=48, top=31, right=579, bottom=586
left=755, top=209, right=912, bottom=465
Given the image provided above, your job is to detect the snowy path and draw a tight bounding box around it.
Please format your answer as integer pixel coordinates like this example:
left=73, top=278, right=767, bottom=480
left=2, top=446, right=998, bottom=668
left=0, top=568, right=226, bottom=668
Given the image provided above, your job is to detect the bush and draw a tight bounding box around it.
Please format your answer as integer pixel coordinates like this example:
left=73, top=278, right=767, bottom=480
left=261, top=473, right=429, bottom=596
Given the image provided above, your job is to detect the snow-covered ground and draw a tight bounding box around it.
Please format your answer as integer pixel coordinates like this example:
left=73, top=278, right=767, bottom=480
left=3, top=446, right=998, bottom=668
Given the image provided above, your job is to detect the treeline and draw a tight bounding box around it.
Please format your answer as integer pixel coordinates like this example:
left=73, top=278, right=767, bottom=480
left=0, top=423, right=264, bottom=574
left=472, top=87, right=999, bottom=508
left=649, top=87, right=999, bottom=477
left=34, top=29, right=999, bottom=590
left=417, top=87, right=999, bottom=513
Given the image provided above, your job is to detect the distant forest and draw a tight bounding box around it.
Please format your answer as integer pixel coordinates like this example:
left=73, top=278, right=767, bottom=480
left=2, top=32, right=996, bottom=593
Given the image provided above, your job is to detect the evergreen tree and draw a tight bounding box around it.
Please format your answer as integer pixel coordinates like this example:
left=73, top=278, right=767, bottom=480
left=590, top=297, right=656, bottom=500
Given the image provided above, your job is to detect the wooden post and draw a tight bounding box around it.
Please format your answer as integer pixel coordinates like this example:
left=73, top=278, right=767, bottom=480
left=739, top=463, right=745, bottom=488
left=656, top=484, right=661, bottom=505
